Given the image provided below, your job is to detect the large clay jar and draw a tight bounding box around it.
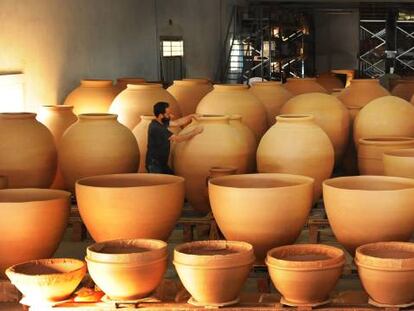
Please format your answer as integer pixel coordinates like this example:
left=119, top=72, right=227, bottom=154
left=173, top=240, right=255, bottom=305
left=358, top=137, right=414, bottom=175
left=283, top=78, right=328, bottom=95
left=173, top=115, right=250, bottom=213
left=323, top=175, right=414, bottom=255
left=209, top=173, right=314, bottom=261
left=86, top=239, right=167, bottom=300
left=316, top=73, right=344, bottom=93
left=115, top=77, right=145, bottom=93
left=266, top=244, right=345, bottom=305
left=76, top=173, right=184, bottom=242
left=36, top=105, right=78, bottom=189
left=257, top=114, right=334, bottom=201
left=391, top=80, right=414, bottom=101
left=109, top=83, right=181, bottom=130
left=59, top=113, right=139, bottom=192
left=64, top=80, right=118, bottom=115
left=0, top=113, right=57, bottom=188
left=249, top=81, right=293, bottom=126
left=355, top=242, right=414, bottom=305
left=0, top=188, right=70, bottom=276
left=167, top=79, right=213, bottom=116
left=196, top=84, right=267, bottom=139
left=280, top=93, right=350, bottom=164
left=384, top=148, right=414, bottom=178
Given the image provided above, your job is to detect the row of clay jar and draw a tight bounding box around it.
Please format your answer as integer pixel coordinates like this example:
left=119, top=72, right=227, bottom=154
left=5, top=238, right=414, bottom=307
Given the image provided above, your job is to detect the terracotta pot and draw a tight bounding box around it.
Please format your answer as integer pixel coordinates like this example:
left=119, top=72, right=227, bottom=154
left=109, top=83, right=181, bottom=130
left=316, top=73, right=344, bottom=93
left=115, top=77, right=146, bottom=92
left=331, top=88, right=345, bottom=97
left=257, top=114, right=334, bottom=201
left=167, top=79, right=213, bottom=116
left=196, top=84, right=267, bottom=139
left=354, top=96, right=414, bottom=146
left=384, top=148, right=414, bottom=178
left=331, top=69, right=355, bottom=87
left=173, top=115, right=250, bottom=213
left=0, top=176, right=7, bottom=189
left=86, top=239, right=167, bottom=300
left=391, top=80, right=414, bottom=101
left=173, top=240, right=255, bottom=305
left=6, top=258, right=86, bottom=303
left=76, top=173, right=184, bottom=242
left=209, top=174, right=314, bottom=261
left=249, top=81, right=293, bottom=126
left=266, top=244, right=345, bottom=305
left=208, top=167, right=237, bottom=180
left=36, top=105, right=78, bottom=189
left=64, top=80, right=118, bottom=115
left=280, top=93, right=350, bottom=164
left=59, top=113, right=139, bottom=192
left=283, top=78, right=328, bottom=95
left=0, top=189, right=71, bottom=276
left=0, top=113, right=57, bottom=188
left=323, top=175, right=414, bottom=254
left=358, top=137, right=414, bottom=175
left=355, top=242, right=414, bottom=305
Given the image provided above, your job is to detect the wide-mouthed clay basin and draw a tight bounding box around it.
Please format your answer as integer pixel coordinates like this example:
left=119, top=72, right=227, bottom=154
left=355, top=242, right=414, bottom=305
left=173, top=240, right=255, bottom=305
left=86, top=239, right=167, bottom=300
left=209, top=174, right=314, bottom=261
left=384, top=148, right=414, bottom=178
left=266, top=244, right=345, bottom=305
left=76, top=173, right=184, bottom=242
left=6, top=258, right=86, bottom=303
left=323, top=176, right=414, bottom=255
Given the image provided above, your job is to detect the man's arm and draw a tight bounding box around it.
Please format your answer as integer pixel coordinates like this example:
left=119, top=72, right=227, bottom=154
left=169, top=126, right=203, bottom=143
left=169, top=113, right=199, bottom=127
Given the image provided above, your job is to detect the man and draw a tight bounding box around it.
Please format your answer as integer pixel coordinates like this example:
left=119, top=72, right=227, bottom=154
left=146, top=101, right=203, bottom=174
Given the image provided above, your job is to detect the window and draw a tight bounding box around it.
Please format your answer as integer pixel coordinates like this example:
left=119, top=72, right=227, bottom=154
left=161, top=40, right=184, bottom=57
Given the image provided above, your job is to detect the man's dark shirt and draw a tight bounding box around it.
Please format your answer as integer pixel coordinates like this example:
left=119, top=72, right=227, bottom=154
left=146, top=119, right=173, bottom=167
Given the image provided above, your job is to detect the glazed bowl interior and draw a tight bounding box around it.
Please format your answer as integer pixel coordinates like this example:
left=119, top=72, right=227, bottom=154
left=385, top=148, right=414, bottom=158
left=209, top=174, right=313, bottom=189
left=358, top=243, right=414, bottom=260
left=8, top=259, right=85, bottom=275
left=0, top=189, right=70, bottom=203
left=323, top=176, right=414, bottom=191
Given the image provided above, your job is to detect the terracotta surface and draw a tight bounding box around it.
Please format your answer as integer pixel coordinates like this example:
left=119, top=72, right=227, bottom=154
left=209, top=174, right=314, bottom=261
left=173, top=240, right=255, bottom=304
left=64, top=80, right=118, bottom=115
left=249, top=81, right=293, bottom=126
left=0, top=189, right=71, bottom=276
left=357, top=137, right=414, bottom=175
left=391, top=80, right=414, bottom=101
left=266, top=244, right=345, bottom=304
left=316, top=73, right=344, bottom=93
left=323, top=176, right=414, bottom=255
left=283, top=78, right=328, bottom=95
left=0, top=176, right=7, bottom=189
left=76, top=173, right=184, bottom=242
left=280, top=93, right=350, bottom=164
left=196, top=84, right=267, bottom=139
left=109, top=83, right=181, bottom=130
left=355, top=242, right=414, bottom=305
left=86, top=239, right=167, bottom=300
left=354, top=96, right=414, bottom=146
left=0, top=113, right=57, bottom=188
left=173, top=115, right=250, bottom=213
left=167, top=79, right=213, bottom=116
left=6, top=258, right=86, bottom=303
left=257, top=114, right=334, bottom=201
left=115, top=77, right=145, bottom=92
left=384, top=148, right=414, bottom=178
left=59, top=113, right=139, bottom=192
left=36, top=105, right=78, bottom=189
left=208, top=167, right=237, bottom=179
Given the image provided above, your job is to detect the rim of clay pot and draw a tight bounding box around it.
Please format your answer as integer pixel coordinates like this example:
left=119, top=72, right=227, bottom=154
left=116, top=77, right=145, bottom=83
left=174, top=240, right=255, bottom=269
left=276, top=114, right=314, bottom=122
left=174, top=79, right=210, bottom=85
left=0, top=112, right=36, bottom=119
left=6, top=258, right=86, bottom=279
left=350, top=79, right=379, bottom=83
left=384, top=148, right=414, bottom=158
left=358, top=136, right=414, bottom=146
left=78, top=113, right=118, bottom=120
left=195, top=115, right=229, bottom=122
left=140, top=115, right=156, bottom=121
left=213, top=84, right=248, bottom=91
left=323, top=175, right=414, bottom=192
left=286, top=78, right=316, bottom=82
left=80, top=79, right=113, bottom=87
left=0, top=188, right=71, bottom=203
left=251, top=81, right=283, bottom=86
left=41, top=105, right=74, bottom=111
left=266, top=244, right=345, bottom=271
left=355, top=242, right=414, bottom=271
left=209, top=173, right=314, bottom=190
left=127, top=83, right=163, bottom=90
left=209, top=166, right=237, bottom=174
left=229, top=114, right=242, bottom=121
left=86, top=239, right=167, bottom=264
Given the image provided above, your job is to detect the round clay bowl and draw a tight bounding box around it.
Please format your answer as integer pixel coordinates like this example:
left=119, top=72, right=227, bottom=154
left=383, top=148, right=414, bottom=178
left=173, top=240, right=255, bottom=304
left=209, top=173, right=314, bottom=261
left=323, top=176, right=414, bottom=255
left=266, top=244, right=345, bottom=304
left=86, top=239, right=167, bottom=300
left=76, top=173, right=185, bottom=242
left=6, top=258, right=86, bottom=303
left=355, top=242, right=414, bottom=305
left=0, top=189, right=71, bottom=277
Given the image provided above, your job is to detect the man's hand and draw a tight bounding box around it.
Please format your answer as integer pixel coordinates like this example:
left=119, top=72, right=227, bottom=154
left=193, top=125, right=203, bottom=135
